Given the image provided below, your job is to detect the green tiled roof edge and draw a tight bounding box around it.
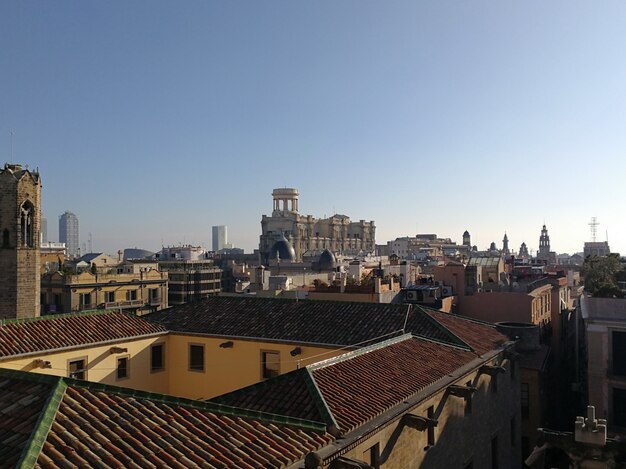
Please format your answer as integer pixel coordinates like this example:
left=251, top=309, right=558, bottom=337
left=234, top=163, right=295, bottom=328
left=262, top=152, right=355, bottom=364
left=66, top=377, right=328, bottom=433
left=17, top=376, right=68, bottom=469
left=303, top=367, right=339, bottom=431
left=0, top=308, right=114, bottom=325
left=413, top=305, right=473, bottom=351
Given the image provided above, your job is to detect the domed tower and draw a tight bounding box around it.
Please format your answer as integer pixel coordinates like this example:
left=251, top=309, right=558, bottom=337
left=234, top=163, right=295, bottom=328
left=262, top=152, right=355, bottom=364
left=538, top=224, right=550, bottom=259
left=489, top=241, right=498, bottom=252
left=519, top=242, right=529, bottom=258
left=272, top=188, right=299, bottom=215
left=462, top=230, right=471, bottom=247
left=0, top=164, right=41, bottom=319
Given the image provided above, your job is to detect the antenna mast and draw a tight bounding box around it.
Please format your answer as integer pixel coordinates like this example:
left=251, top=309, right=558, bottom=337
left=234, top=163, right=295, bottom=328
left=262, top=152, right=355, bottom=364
left=589, top=217, right=599, bottom=242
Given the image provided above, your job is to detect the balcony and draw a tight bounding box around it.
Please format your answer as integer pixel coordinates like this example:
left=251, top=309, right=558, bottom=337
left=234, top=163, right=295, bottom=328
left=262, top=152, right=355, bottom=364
left=101, top=299, right=146, bottom=310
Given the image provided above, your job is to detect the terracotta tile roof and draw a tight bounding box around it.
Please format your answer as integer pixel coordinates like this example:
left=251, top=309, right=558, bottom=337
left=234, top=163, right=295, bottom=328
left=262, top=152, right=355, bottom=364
left=0, top=374, right=55, bottom=467
left=422, top=308, right=508, bottom=356
left=212, top=368, right=330, bottom=426
left=0, top=311, right=166, bottom=359
left=212, top=333, right=508, bottom=435
left=310, top=336, right=478, bottom=432
left=147, top=296, right=466, bottom=348
left=0, top=369, right=333, bottom=468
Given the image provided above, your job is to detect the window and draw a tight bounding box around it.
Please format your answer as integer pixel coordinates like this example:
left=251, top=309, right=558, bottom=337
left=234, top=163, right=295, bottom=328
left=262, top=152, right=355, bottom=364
left=105, top=291, right=115, bottom=303
left=79, top=293, right=91, bottom=307
left=427, top=406, right=435, bottom=447
left=149, top=288, right=159, bottom=302
left=151, top=344, right=164, bottom=372
left=68, top=358, right=86, bottom=380
left=126, top=290, right=138, bottom=301
left=612, top=331, right=626, bottom=376
left=521, top=383, right=530, bottom=418
left=613, top=388, right=626, bottom=428
left=189, top=344, right=205, bottom=372
left=261, top=351, right=280, bottom=379
left=117, top=357, right=129, bottom=380
left=491, top=435, right=499, bottom=469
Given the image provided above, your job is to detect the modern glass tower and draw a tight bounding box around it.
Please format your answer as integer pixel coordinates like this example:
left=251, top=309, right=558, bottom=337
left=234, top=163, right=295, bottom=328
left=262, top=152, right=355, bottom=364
left=212, top=225, right=227, bottom=252
left=59, top=211, right=79, bottom=258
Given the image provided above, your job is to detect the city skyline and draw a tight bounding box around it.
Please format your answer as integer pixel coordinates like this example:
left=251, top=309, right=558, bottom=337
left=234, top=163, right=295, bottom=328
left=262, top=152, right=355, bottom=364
left=3, top=1, right=626, bottom=255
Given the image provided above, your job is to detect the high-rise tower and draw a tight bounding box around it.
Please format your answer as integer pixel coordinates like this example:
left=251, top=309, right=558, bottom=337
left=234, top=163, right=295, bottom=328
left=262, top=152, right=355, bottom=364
left=0, top=163, right=41, bottom=319
left=212, top=225, right=227, bottom=252
left=59, top=211, right=79, bottom=258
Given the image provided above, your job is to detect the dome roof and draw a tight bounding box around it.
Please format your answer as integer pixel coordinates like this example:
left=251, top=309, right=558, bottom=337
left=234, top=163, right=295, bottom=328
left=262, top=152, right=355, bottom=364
left=269, top=235, right=296, bottom=262
left=463, top=230, right=470, bottom=237
left=318, top=249, right=337, bottom=270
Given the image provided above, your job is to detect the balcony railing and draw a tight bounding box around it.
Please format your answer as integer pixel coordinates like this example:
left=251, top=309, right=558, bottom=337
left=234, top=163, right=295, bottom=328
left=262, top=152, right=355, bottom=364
left=101, top=299, right=145, bottom=310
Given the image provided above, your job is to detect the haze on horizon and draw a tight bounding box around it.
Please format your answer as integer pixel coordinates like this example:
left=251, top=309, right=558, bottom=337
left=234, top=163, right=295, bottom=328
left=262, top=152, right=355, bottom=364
left=2, top=1, right=625, bottom=256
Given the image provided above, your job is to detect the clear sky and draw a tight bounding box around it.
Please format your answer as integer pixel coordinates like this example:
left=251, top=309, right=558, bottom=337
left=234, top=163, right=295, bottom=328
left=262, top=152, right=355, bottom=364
left=2, top=1, right=625, bottom=256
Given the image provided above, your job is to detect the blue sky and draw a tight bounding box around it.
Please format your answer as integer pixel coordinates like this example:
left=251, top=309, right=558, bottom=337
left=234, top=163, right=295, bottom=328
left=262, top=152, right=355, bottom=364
left=2, top=1, right=625, bottom=256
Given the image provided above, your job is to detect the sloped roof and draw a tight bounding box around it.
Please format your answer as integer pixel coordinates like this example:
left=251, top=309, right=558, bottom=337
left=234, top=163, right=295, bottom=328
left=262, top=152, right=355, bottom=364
left=0, top=373, right=56, bottom=466
left=213, top=334, right=505, bottom=434
left=0, top=311, right=166, bottom=359
left=0, top=369, right=332, bottom=468
left=424, top=309, right=506, bottom=356
left=147, top=297, right=467, bottom=349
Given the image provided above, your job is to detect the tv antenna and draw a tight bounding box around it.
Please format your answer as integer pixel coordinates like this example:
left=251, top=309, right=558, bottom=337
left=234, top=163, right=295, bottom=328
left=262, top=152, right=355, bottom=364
left=589, top=217, right=599, bottom=242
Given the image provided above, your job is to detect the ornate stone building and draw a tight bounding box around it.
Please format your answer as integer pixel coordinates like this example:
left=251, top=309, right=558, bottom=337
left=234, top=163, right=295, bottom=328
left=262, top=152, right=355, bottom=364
left=0, top=163, right=41, bottom=319
left=259, top=188, right=376, bottom=263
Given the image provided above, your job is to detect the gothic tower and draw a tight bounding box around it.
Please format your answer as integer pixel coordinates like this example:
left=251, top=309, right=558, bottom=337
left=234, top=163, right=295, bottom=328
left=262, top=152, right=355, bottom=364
left=0, top=164, right=41, bottom=319
left=462, top=230, right=471, bottom=247
left=538, top=224, right=550, bottom=260
left=502, top=233, right=510, bottom=255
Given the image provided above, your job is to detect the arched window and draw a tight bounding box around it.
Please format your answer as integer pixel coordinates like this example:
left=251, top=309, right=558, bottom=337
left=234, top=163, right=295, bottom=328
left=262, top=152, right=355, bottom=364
left=20, top=201, right=35, bottom=247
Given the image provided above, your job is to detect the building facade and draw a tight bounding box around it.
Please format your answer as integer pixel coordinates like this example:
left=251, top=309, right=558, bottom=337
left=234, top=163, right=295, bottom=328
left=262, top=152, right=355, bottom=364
left=40, top=268, right=168, bottom=315
left=0, top=163, right=41, bottom=319
left=259, top=188, right=375, bottom=263
left=157, top=245, right=221, bottom=305
left=59, top=211, right=79, bottom=258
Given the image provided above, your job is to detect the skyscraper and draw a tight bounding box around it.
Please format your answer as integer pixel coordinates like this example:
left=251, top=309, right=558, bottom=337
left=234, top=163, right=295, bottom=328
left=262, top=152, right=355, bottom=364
left=212, top=225, right=227, bottom=252
left=59, top=211, right=79, bottom=258
left=41, top=216, right=48, bottom=243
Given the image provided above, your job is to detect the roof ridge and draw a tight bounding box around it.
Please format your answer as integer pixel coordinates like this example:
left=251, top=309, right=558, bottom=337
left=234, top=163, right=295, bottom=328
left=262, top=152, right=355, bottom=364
left=0, top=309, right=116, bottom=326
left=413, top=305, right=474, bottom=351
left=65, top=376, right=327, bottom=432
left=303, top=367, right=339, bottom=431
left=16, top=375, right=67, bottom=468
left=306, top=333, right=413, bottom=371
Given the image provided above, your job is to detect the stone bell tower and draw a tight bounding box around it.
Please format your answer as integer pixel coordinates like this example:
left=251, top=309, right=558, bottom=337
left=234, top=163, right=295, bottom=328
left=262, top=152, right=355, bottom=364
left=0, top=163, right=41, bottom=319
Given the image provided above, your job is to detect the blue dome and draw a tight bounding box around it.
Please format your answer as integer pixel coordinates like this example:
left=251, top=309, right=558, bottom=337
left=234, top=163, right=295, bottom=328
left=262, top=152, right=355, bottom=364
left=269, top=235, right=296, bottom=261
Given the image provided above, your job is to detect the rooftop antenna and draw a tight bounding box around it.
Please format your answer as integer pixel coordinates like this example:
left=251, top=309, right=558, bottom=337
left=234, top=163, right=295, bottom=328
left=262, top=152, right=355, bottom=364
left=589, top=217, right=599, bottom=242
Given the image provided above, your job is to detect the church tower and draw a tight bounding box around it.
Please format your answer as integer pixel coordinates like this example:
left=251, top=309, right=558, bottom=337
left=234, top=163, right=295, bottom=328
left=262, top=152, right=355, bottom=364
left=0, top=164, right=41, bottom=319
left=538, top=224, right=550, bottom=260
left=462, top=230, right=471, bottom=247
left=502, top=233, right=510, bottom=255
